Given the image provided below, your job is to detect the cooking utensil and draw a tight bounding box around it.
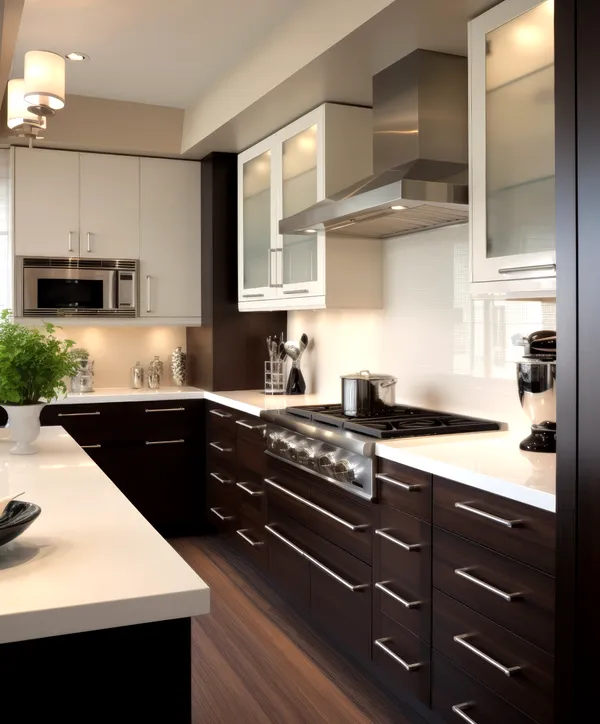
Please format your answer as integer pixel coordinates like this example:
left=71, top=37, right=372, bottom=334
left=0, top=491, right=25, bottom=519
left=284, top=339, right=306, bottom=395
left=341, top=370, right=397, bottom=417
left=284, top=341, right=300, bottom=362
left=279, top=341, right=287, bottom=361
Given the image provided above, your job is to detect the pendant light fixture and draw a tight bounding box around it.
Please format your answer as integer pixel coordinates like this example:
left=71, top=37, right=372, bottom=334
left=6, top=78, right=46, bottom=138
left=23, top=50, right=65, bottom=116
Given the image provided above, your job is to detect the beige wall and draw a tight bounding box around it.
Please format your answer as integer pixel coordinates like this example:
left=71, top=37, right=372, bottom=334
left=51, top=326, right=186, bottom=388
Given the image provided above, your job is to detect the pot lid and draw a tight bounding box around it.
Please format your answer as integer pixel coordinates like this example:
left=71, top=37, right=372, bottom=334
left=341, top=370, right=395, bottom=381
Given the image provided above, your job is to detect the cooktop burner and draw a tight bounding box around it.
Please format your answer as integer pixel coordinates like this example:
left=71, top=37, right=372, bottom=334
left=286, top=403, right=501, bottom=439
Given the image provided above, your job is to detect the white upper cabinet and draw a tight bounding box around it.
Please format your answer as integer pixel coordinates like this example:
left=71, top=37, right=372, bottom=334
left=139, top=157, right=201, bottom=319
left=80, top=153, right=140, bottom=259
left=14, top=148, right=80, bottom=257
left=470, top=0, right=556, bottom=297
left=238, top=103, right=380, bottom=311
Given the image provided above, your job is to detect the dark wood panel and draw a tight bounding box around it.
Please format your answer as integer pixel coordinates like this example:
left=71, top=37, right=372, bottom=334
left=206, top=402, right=238, bottom=437
left=433, top=528, right=555, bottom=653
left=433, top=590, right=554, bottom=724
left=236, top=423, right=267, bottom=477
left=265, top=509, right=311, bottom=611
left=377, top=459, right=432, bottom=521
left=265, top=459, right=313, bottom=528
left=233, top=514, right=268, bottom=571
left=207, top=436, right=237, bottom=473
left=207, top=464, right=237, bottom=511
left=235, top=466, right=265, bottom=524
left=373, top=612, right=431, bottom=707
left=433, top=476, right=556, bottom=575
left=432, top=652, right=536, bottom=724
left=41, top=402, right=125, bottom=444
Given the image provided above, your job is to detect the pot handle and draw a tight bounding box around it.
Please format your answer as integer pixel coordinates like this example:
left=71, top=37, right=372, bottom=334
left=380, top=378, right=397, bottom=389
left=359, top=370, right=371, bottom=377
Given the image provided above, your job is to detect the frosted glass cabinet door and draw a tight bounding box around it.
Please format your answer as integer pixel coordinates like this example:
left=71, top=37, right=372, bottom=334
left=281, top=122, right=324, bottom=296
left=470, top=0, right=556, bottom=283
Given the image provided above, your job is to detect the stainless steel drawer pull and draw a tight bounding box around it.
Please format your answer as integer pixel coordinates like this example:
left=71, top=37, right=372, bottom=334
left=264, top=478, right=368, bottom=532
left=236, top=420, right=267, bottom=430
left=453, top=634, right=523, bottom=677
left=57, top=411, right=101, bottom=417
left=145, top=439, right=185, bottom=446
left=210, top=507, right=234, bottom=522
left=242, top=293, right=265, bottom=298
left=454, top=567, right=522, bottom=602
left=209, top=409, right=232, bottom=419
left=145, top=407, right=185, bottom=413
left=236, top=482, right=263, bottom=496
left=498, top=263, right=556, bottom=275
left=454, top=501, right=523, bottom=528
left=264, top=525, right=367, bottom=592
left=374, top=638, right=422, bottom=672
left=211, top=472, right=232, bottom=485
left=375, top=581, right=421, bottom=609
left=283, top=289, right=310, bottom=295
left=376, top=473, right=421, bottom=492
left=375, top=528, right=421, bottom=551
left=81, top=444, right=102, bottom=449
left=210, top=442, right=233, bottom=453
left=236, top=529, right=264, bottom=547
left=452, top=703, right=478, bottom=724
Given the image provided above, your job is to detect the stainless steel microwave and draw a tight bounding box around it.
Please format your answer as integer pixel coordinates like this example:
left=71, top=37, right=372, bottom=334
left=16, top=257, right=138, bottom=318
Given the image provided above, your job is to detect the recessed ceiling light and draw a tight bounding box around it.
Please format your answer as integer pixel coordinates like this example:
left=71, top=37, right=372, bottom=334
left=305, top=229, right=317, bottom=233
left=391, top=205, right=407, bottom=210
left=65, top=52, right=89, bottom=61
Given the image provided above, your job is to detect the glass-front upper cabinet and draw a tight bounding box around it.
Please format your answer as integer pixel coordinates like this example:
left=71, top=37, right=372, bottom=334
left=470, top=0, right=556, bottom=291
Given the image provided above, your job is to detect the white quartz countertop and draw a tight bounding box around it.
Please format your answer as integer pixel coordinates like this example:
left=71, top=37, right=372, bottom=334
left=376, top=428, right=556, bottom=512
left=53, top=386, right=205, bottom=404
left=0, top=428, right=210, bottom=645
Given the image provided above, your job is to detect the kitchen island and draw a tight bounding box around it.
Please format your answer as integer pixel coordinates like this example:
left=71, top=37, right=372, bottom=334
left=0, top=427, right=209, bottom=722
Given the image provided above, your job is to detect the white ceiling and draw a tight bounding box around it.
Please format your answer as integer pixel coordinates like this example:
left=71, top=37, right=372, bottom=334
left=11, top=0, right=300, bottom=108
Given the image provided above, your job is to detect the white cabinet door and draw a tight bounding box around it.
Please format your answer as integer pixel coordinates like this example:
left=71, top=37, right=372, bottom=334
left=80, top=153, right=140, bottom=259
left=14, top=148, right=80, bottom=257
left=139, top=157, right=201, bottom=318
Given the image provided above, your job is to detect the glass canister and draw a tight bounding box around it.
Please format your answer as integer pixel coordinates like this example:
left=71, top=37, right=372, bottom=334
left=71, top=359, right=95, bottom=393
left=131, top=361, right=144, bottom=389
left=148, top=356, right=163, bottom=390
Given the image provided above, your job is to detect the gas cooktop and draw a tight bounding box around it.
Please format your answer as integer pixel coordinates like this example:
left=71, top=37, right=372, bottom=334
left=285, top=403, right=501, bottom=439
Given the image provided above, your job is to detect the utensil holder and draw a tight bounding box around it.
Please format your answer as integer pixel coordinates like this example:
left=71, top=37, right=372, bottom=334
left=264, top=361, right=285, bottom=395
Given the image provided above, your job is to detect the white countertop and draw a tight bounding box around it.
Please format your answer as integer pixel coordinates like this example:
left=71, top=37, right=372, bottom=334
left=53, top=386, right=205, bottom=404
left=203, top=389, right=334, bottom=416
left=0, top=428, right=210, bottom=645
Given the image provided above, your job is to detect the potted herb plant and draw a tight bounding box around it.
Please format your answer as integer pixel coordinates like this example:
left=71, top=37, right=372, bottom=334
left=0, top=311, right=78, bottom=454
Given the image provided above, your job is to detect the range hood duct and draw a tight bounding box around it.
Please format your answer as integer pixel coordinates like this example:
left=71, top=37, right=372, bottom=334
left=279, top=50, right=469, bottom=239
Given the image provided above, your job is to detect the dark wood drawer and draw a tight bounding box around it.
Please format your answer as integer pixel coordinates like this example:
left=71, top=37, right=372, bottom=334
left=207, top=434, right=236, bottom=472
left=207, top=464, right=236, bottom=509
left=432, top=652, right=537, bottom=724
left=41, top=403, right=123, bottom=444
left=433, top=590, right=554, bottom=724
left=265, top=460, right=312, bottom=528
left=265, top=510, right=311, bottom=610
left=233, top=514, right=268, bottom=570
left=207, top=402, right=237, bottom=436
left=375, top=506, right=431, bottom=643
left=433, top=528, right=555, bottom=653
left=127, top=400, right=203, bottom=439
left=235, top=465, right=265, bottom=525
left=207, top=494, right=237, bottom=533
left=433, top=476, right=555, bottom=575
left=377, top=459, right=432, bottom=521
left=373, top=612, right=430, bottom=705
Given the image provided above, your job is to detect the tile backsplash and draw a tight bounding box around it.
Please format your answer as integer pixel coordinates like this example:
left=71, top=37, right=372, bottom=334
left=288, top=225, right=556, bottom=428
left=51, top=326, right=186, bottom=388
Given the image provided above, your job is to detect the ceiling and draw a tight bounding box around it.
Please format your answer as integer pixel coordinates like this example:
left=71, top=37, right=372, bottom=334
left=11, top=0, right=301, bottom=108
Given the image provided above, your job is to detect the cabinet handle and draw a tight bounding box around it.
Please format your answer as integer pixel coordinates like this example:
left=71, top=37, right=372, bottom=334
left=375, top=581, right=421, bottom=609
left=453, top=634, right=523, bottom=677
left=86, top=232, right=92, bottom=253
left=374, top=638, right=422, bottom=672
left=376, top=473, right=421, bottom=492
left=283, top=289, right=309, bottom=295
left=210, top=507, right=234, bottom=522
left=264, top=524, right=368, bottom=592
left=68, top=230, right=76, bottom=253
left=236, top=482, right=263, bottom=496
left=242, top=293, right=265, bottom=299
left=145, top=407, right=185, bottom=413
left=236, top=528, right=264, bottom=547
left=210, top=472, right=232, bottom=485
left=454, top=501, right=523, bottom=528
left=210, top=441, right=233, bottom=453
left=145, top=439, right=185, bottom=446
left=375, top=528, right=421, bottom=551
left=58, top=411, right=101, bottom=417
left=209, top=409, right=232, bottom=419
left=81, top=443, right=102, bottom=449
left=235, top=420, right=266, bottom=430
left=452, top=703, right=478, bottom=724
left=498, top=263, right=556, bottom=275
left=146, top=275, right=152, bottom=313
left=264, top=478, right=368, bottom=532
left=454, top=567, right=522, bottom=602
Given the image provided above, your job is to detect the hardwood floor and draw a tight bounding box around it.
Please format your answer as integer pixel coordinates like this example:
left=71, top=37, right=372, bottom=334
left=171, top=535, right=417, bottom=724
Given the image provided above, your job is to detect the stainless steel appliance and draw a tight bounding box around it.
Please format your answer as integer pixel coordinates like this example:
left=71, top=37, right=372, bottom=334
left=341, top=370, right=397, bottom=417
left=279, top=50, right=469, bottom=239
left=17, top=257, right=137, bottom=318
left=261, top=404, right=501, bottom=500
left=516, top=330, right=556, bottom=453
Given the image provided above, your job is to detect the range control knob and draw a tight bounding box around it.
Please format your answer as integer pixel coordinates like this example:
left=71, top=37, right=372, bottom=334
left=333, top=459, right=354, bottom=483
left=268, top=433, right=282, bottom=452
left=287, top=441, right=299, bottom=460
left=297, top=446, right=316, bottom=468
left=318, top=452, right=336, bottom=475
left=278, top=439, right=292, bottom=456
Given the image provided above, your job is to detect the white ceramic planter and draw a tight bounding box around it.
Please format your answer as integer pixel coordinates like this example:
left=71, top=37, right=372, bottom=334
left=1, top=403, right=45, bottom=455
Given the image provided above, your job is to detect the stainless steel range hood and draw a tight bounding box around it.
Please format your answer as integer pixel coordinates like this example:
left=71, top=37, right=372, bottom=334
left=279, top=50, right=469, bottom=239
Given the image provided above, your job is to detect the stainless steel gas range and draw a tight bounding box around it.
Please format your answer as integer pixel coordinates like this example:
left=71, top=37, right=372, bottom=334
left=261, top=404, right=501, bottom=501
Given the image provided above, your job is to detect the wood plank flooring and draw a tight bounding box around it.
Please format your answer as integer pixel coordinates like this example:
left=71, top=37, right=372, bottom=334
left=171, top=535, right=417, bottom=724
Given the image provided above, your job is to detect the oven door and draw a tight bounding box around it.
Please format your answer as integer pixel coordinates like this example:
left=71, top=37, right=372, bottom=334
left=23, top=267, right=118, bottom=316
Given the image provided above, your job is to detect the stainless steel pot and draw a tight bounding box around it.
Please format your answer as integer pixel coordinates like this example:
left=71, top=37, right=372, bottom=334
left=341, top=370, right=397, bottom=417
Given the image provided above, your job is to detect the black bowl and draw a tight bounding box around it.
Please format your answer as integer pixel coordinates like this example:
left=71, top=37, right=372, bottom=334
left=0, top=501, right=42, bottom=548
